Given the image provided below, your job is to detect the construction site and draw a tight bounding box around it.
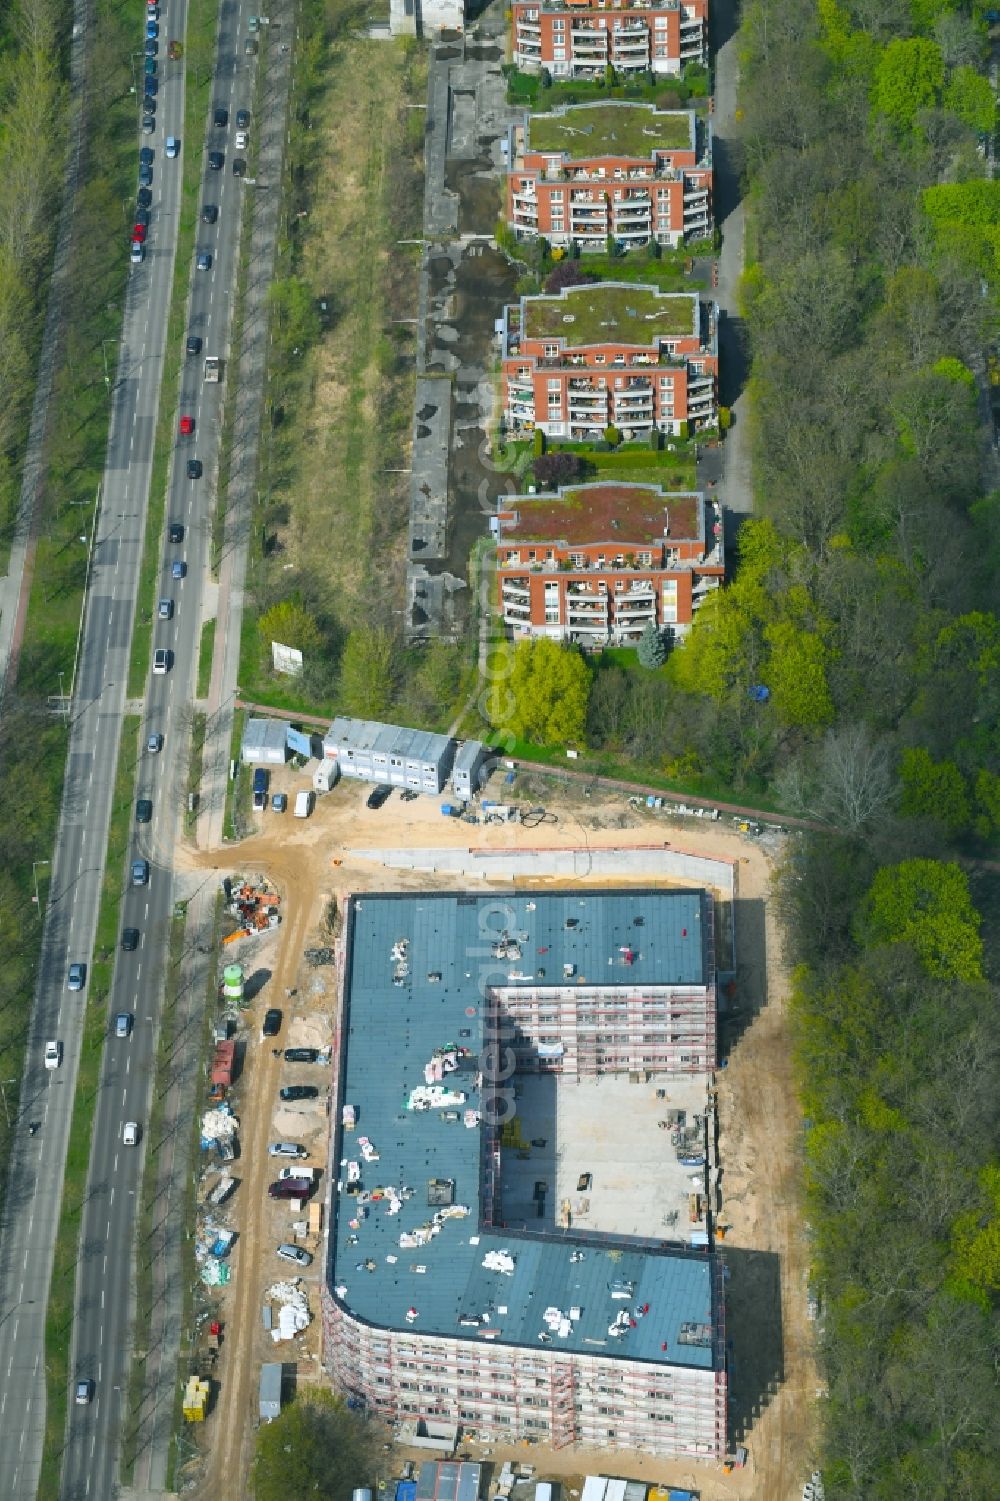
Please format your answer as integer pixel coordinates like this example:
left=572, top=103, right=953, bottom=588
left=170, top=768, right=816, bottom=1501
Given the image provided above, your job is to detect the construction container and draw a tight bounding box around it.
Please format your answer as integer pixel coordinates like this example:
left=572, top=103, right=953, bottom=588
left=259, top=1362, right=282, bottom=1421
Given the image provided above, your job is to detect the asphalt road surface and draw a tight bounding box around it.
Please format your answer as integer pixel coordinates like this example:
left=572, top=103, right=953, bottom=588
left=0, top=1, right=255, bottom=1496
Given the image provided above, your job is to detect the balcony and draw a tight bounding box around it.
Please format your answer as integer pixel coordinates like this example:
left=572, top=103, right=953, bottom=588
left=502, top=579, right=531, bottom=598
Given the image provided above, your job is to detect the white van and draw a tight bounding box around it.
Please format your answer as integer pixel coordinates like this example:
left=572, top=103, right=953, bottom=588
left=294, top=790, right=314, bottom=819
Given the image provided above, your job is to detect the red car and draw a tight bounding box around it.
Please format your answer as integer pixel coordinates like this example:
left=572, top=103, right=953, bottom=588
left=179, top=415, right=194, bottom=436
left=131, top=224, right=147, bottom=243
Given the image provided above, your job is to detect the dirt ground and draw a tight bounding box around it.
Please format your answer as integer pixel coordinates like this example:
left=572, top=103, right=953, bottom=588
left=183, top=772, right=817, bottom=1501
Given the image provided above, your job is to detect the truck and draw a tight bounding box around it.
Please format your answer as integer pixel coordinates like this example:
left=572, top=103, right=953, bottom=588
left=204, top=354, right=222, bottom=382
left=209, top=1039, right=237, bottom=1100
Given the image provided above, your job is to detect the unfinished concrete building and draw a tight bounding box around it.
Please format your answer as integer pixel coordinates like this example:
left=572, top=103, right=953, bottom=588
left=322, top=890, right=726, bottom=1461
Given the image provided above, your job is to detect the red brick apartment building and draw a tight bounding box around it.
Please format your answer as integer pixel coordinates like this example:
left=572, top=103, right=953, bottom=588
left=495, top=482, right=725, bottom=644
left=501, top=283, right=718, bottom=439
left=505, top=103, right=712, bottom=249
left=512, top=0, right=709, bottom=77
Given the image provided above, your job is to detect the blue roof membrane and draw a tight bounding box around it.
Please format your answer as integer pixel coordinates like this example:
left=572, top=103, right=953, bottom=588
left=330, top=890, right=717, bottom=1371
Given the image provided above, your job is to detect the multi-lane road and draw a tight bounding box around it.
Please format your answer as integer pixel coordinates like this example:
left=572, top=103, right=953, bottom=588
left=0, top=0, right=257, bottom=1495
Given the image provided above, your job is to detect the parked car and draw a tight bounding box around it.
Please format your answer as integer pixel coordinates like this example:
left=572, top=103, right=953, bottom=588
left=165, top=134, right=179, bottom=158
left=276, top=1243, right=313, bottom=1267
left=135, top=797, right=153, bottom=823
left=115, top=1012, right=134, bottom=1038
left=271, top=792, right=288, bottom=813
left=67, top=962, right=86, bottom=991
left=44, top=1040, right=62, bottom=1070
left=144, top=40, right=157, bottom=56
left=268, top=1142, right=306, bottom=1158
left=262, top=1007, right=282, bottom=1038
left=284, top=1047, right=319, bottom=1065
left=279, top=1085, right=319, bottom=1102
left=121, top=928, right=140, bottom=952
left=268, top=1177, right=314, bottom=1200
left=139, top=164, right=153, bottom=187
left=130, top=242, right=145, bottom=265
left=137, top=186, right=153, bottom=208
left=366, top=784, right=392, bottom=810
left=142, top=114, right=155, bottom=134
left=277, top=1166, right=316, bottom=1181
left=140, top=147, right=154, bottom=165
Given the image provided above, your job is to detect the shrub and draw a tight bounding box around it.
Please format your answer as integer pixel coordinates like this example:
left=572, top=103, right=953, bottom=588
left=544, top=261, right=598, bottom=294
left=649, top=428, right=662, bottom=452
left=719, top=406, right=732, bottom=432
left=533, top=452, right=587, bottom=489
left=638, top=622, right=669, bottom=670
left=604, top=425, right=622, bottom=448
left=532, top=428, right=547, bottom=457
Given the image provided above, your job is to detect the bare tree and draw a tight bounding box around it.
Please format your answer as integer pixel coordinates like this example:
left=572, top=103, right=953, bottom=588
left=776, top=725, right=895, bottom=832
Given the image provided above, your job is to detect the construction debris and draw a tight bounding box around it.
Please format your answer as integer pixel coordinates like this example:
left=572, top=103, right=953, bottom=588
left=265, top=1279, right=311, bottom=1342
left=221, top=875, right=282, bottom=945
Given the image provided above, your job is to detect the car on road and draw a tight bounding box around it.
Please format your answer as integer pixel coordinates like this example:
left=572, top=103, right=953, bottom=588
left=157, top=598, right=173, bottom=620
left=201, top=203, right=218, bottom=223
left=44, top=1040, right=62, bottom=1070
left=147, top=731, right=163, bottom=753
left=213, top=106, right=228, bottom=127
left=144, top=40, right=157, bottom=56
left=137, top=187, right=152, bottom=208
left=271, top=792, right=287, bottom=813
left=232, top=158, right=246, bottom=177
left=142, top=114, right=155, bottom=134
left=284, top=1047, right=320, bottom=1065
left=115, top=1012, right=134, bottom=1038
left=145, top=18, right=158, bottom=36
left=135, top=798, right=153, bottom=823
left=123, top=1121, right=140, bottom=1146
left=74, top=1379, right=94, bottom=1406
left=168, top=521, right=184, bottom=542
left=208, top=150, right=224, bottom=170
left=366, top=783, right=392, bottom=810
left=179, top=415, right=194, bottom=436
left=132, top=224, right=146, bottom=243
left=235, top=129, right=248, bottom=149
left=135, top=208, right=150, bottom=227
left=279, top=1085, right=319, bottom=1103
left=186, top=334, right=202, bottom=356
left=186, top=459, right=202, bottom=479
left=268, top=1177, right=314, bottom=1200
left=144, top=74, right=158, bottom=95
left=245, top=37, right=257, bottom=54
left=268, top=1141, right=306, bottom=1158
left=131, top=858, right=150, bottom=886
left=276, top=1243, right=313, bottom=1267
left=121, top=929, right=140, bottom=952
left=143, top=91, right=157, bottom=114
left=165, top=135, right=179, bottom=158
left=196, top=251, right=212, bottom=271
left=140, top=147, right=154, bottom=165
left=262, top=1008, right=282, bottom=1038
left=236, top=109, right=250, bottom=129
left=139, top=164, right=152, bottom=187
left=67, top=962, right=86, bottom=991
left=130, top=242, right=145, bottom=265
left=171, top=559, right=187, bottom=579
left=152, top=649, right=170, bottom=675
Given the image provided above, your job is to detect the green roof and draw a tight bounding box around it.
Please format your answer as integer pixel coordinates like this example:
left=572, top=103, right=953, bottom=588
left=523, top=284, right=697, bottom=346
left=528, top=105, right=693, bottom=161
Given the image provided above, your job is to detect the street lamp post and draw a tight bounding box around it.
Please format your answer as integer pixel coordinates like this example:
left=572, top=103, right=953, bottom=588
left=32, top=860, right=50, bottom=916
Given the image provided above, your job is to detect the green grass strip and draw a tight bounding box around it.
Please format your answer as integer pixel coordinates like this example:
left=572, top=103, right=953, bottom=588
left=197, top=620, right=216, bottom=698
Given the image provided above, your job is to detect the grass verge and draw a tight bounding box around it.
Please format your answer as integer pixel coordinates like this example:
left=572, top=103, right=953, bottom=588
left=38, top=715, right=140, bottom=1501
left=185, top=711, right=207, bottom=834
left=197, top=621, right=216, bottom=698
left=223, top=708, right=248, bottom=840
left=127, top=0, right=223, bottom=697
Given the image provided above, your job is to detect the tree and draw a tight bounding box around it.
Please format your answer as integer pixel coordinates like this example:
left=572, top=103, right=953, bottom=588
left=491, top=639, right=590, bottom=747
left=637, top=622, right=668, bottom=669
left=338, top=626, right=398, bottom=718
left=873, top=38, right=944, bottom=131
left=532, top=452, right=587, bottom=489
left=763, top=620, right=835, bottom=729
left=543, top=261, right=598, bottom=294
left=775, top=725, right=894, bottom=831
left=943, top=65, right=996, bottom=133
left=856, top=859, right=984, bottom=982
left=252, top=1390, right=380, bottom=1501
left=949, top=1166, right=1000, bottom=1304
left=898, top=746, right=970, bottom=833
left=257, top=598, right=323, bottom=660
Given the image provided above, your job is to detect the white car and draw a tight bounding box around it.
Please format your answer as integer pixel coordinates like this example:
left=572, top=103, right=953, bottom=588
left=276, top=1243, right=312, bottom=1267
left=234, top=129, right=248, bottom=149
left=123, top=1121, right=140, bottom=1146
left=44, top=1040, right=62, bottom=1070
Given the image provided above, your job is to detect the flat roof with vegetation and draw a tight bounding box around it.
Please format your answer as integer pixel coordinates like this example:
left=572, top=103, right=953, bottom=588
left=527, top=104, right=694, bottom=160
left=502, top=485, right=701, bottom=547
left=522, top=284, right=698, bottom=346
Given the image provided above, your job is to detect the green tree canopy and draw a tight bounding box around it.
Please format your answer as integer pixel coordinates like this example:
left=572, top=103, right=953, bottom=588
left=943, top=63, right=996, bottom=132
left=252, top=1390, right=379, bottom=1501
left=873, top=38, right=945, bottom=130
left=267, top=276, right=322, bottom=357
left=258, top=598, right=324, bottom=659
left=856, top=859, right=984, bottom=981
left=490, top=639, right=590, bottom=747
left=338, top=626, right=398, bottom=719
left=762, top=620, right=835, bottom=729
left=898, top=746, right=970, bottom=832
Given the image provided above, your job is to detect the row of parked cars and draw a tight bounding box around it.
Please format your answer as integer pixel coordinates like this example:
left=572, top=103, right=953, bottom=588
left=261, top=1007, right=324, bottom=1267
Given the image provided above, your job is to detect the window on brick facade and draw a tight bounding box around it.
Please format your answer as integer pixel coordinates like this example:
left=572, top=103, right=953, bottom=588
left=544, top=344, right=558, bottom=357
